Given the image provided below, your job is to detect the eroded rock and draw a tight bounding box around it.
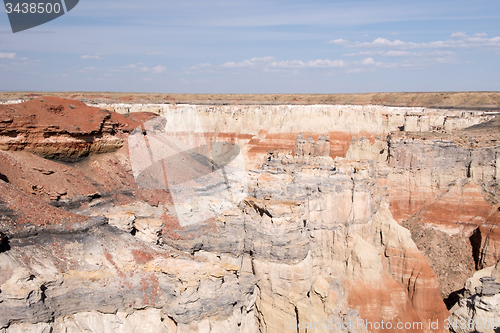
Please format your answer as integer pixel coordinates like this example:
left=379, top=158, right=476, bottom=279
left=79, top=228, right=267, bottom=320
left=3, top=98, right=497, bottom=332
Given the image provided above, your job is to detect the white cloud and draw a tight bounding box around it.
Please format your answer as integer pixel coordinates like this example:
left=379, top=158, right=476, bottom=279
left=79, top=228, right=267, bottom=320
left=344, top=50, right=455, bottom=58
left=333, top=37, right=414, bottom=49
left=361, top=57, right=375, bottom=65
left=328, top=33, right=500, bottom=50
left=0, top=53, right=16, bottom=59
left=78, top=67, right=100, bottom=73
left=151, top=65, right=166, bottom=73
left=106, top=63, right=166, bottom=74
left=329, top=38, right=349, bottom=46
left=347, top=67, right=376, bottom=74
left=0, top=58, right=41, bottom=71
left=450, top=32, right=468, bottom=39
left=222, top=56, right=275, bottom=68
left=80, top=55, right=102, bottom=59
left=347, top=51, right=458, bottom=71
left=189, top=56, right=346, bottom=74
left=370, top=38, right=407, bottom=47
left=186, top=47, right=460, bottom=77
left=384, top=50, right=411, bottom=57
left=268, top=60, right=301, bottom=68
left=191, top=63, right=212, bottom=69
left=185, top=63, right=214, bottom=74
left=305, top=59, right=345, bottom=68
left=270, top=59, right=345, bottom=68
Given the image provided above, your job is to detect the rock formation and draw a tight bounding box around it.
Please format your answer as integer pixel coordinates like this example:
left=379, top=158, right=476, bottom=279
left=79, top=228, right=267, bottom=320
left=386, top=119, right=500, bottom=300
left=0, top=97, right=156, bottom=160
left=448, top=260, right=500, bottom=333
left=0, top=99, right=258, bottom=333
left=1, top=96, right=500, bottom=332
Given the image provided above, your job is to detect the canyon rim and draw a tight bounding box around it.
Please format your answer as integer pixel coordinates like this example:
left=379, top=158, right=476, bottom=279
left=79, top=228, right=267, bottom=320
left=0, top=92, right=500, bottom=332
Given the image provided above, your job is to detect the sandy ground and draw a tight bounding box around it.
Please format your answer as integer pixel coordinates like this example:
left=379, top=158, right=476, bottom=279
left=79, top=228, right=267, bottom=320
left=1, top=91, right=500, bottom=109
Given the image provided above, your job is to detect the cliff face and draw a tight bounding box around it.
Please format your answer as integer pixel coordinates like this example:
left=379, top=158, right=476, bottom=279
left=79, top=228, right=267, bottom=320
left=386, top=122, right=500, bottom=299
left=1, top=97, right=498, bottom=332
left=0, top=98, right=259, bottom=333
left=155, top=149, right=449, bottom=332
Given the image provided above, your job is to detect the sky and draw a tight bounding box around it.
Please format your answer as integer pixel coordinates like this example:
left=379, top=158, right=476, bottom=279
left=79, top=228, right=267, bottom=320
left=0, top=0, right=500, bottom=93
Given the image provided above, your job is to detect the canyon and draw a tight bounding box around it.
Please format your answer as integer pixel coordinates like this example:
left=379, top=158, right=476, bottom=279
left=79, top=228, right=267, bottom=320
left=1, top=92, right=500, bottom=332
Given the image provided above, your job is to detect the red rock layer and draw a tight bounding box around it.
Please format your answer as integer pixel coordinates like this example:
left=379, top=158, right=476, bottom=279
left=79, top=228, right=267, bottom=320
left=389, top=185, right=437, bottom=222
left=243, top=131, right=352, bottom=168
left=0, top=150, right=98, bottom=201
left=478, top=210, right=500, bottom=268
left=0, top=180, right=91, bottom=237
left=346, top=277, right=426, bottom=333
left=0, top=141, right=173, bottom=210
left=420, top=182, right=492, bottom=234
left=384, top=247, right=449, bottom=329
left=0, top=97, right=156, bottom=159
left=346, top=248, right=449, bottom=333
left=246, top=131, right=352, bottom=158
left=0, top=99, right=171, bottom=209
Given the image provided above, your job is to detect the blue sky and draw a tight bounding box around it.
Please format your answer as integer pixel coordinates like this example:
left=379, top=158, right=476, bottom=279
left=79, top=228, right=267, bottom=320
left=1, top=0, right=499, bottom=93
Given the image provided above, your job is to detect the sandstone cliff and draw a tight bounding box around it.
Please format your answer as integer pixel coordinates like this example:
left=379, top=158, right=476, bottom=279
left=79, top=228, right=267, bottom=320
left=386, top=121, right=500, bottom=301
left=2, top=96, right=499, bottom=332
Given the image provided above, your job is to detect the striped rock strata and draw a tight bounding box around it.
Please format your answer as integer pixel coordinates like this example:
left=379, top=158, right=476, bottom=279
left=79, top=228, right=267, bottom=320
left=3, top=98, right=498, bottom=332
